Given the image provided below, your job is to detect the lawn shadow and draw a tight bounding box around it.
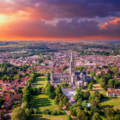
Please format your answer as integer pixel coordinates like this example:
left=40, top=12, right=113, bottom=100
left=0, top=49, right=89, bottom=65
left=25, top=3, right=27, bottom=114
left=101, top=105, right=113, bottom=109
left=30, top=114, right=50, bottom=120
left=100, top=98, right=111, bottom=102
left=30, top=95, right=52, bottom=110
left=100, top=98, right=114, bottom=109
left=32, top=83, right=44, bottom=86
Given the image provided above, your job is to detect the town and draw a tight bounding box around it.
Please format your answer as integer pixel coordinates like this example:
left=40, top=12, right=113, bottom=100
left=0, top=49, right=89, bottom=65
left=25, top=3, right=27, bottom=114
left=0, top=41, right=120, bottom=120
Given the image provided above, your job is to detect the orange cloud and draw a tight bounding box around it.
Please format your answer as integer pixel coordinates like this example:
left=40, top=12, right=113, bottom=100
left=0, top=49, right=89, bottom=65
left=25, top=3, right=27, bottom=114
left=0, top=17, right=120, bottom=41
left=102, top=17, right=120, bottom=29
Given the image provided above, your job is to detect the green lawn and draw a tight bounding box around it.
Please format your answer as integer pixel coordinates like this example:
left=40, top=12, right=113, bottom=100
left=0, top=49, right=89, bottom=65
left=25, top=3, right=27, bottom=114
left=100, top=97, right=120, bottom=110
left=30, top=94, right=57, bottom=111
left=30, top=114, right=68, bottom=120
left=32, top=76, right=48, bottom=88
left=30, top=76, right=68, bottom=120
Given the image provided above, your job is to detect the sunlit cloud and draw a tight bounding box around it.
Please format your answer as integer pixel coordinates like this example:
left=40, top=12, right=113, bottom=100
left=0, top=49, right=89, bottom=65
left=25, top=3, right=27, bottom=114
left=0, top=0, right=120, bottom=40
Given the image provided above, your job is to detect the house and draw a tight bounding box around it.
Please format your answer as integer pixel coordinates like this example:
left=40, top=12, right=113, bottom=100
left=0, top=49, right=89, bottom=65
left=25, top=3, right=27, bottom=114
left=4, top=94, right=13, bottom=102
left=96, top=70, right=103, bottom=75
left=115, top=76, right=120, bottom=82
left=13, top=93, right=22, bottom=100
left=106, top=88, right=120, bottom=97
left=3, top=102, right=12, bottom=109
left=0, top=80, right=3, bottom=84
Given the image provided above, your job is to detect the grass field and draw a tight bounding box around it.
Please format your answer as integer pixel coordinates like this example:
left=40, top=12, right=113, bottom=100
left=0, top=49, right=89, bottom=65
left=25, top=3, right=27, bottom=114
left=30, top=94, right=57, bottom=111
left=32, top=76, right=48, bottom=88
left=30, top=76, right=68, bottom=120
left=100, top=97, right=120, bottom=110
left=30, top=114, right=68, bottom=120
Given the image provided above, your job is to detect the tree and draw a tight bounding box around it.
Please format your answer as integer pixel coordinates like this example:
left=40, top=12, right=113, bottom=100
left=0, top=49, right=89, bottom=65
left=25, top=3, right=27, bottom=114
left=43, top=109, right=50, bottom=115
left=17, top=89, right=22, bottom=93
left=49, top=92, right=55, bottom=99
left=108, top=79, right=114, bottom=88
left=88, top=82, right=93, bottom=90
left=54, top=97, right=59, bottom=104
left=107, top=73, right=112, bottom=80
left=95, top=75, right=101, bottom=82
left=111, top=67, right=118, bottom=74
left=23, top=73, right=27, bottom=77
left=68, top=115, right=72, bottom=120
left=40, top=53, right=43, bottom=59
left=76, top=88, right=81, bottom=93
left=33, top=108, right=38, bottom=114
left=41, top=87, right=45, bottom=93
left=92, top=112, right=102, bottom=120
left=55, top=87, right=62, bottom=96
left=62, top=66, right=68, bottom=72
left=115, top=79, right=119, bottom=88
left=63, top=96, right=67, bottom=104
left=77, top=108, right=88, bottom=120
left=90, top=97, right=100, bottom=112
left=2, top=74, right=7, bottom=80
left=75, top=92, right=83, bottom=101
left=90, top=71, right=95, bottom=76
left=59, top=101, right=63, bottom=110
left=105, top=107, right=115, bottom=119
left=93, top=91, right=101, bottom=100
left=59, top=82, right=69, bottom=88
left=104, top=85, right=107, bottom=91
left=81, top=100, right=87, bottom=108
left=66, top=102, right=70, bottom=110
left=83, top=91, right=90, bottom=100
left=46, top=72, right=50, bottom=81
left=115, top=114, right=120, bottom=120
left=11, top=107, right=27, bottom=120
left=25, top=108, right=31, bottom=118
left=77, top=98, right=82, bottom=106
left=23, top=102, right=28, bottom=108
left=51, top=110, right=57, bottom=115
left=109, top=94, right=113, bottom=98
left=45, top=84, right=52, bottom=95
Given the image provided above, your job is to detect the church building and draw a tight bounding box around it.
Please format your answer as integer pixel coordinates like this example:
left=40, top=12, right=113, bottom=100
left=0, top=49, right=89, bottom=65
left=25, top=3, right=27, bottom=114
left=50, top=51, right=93, bottom=88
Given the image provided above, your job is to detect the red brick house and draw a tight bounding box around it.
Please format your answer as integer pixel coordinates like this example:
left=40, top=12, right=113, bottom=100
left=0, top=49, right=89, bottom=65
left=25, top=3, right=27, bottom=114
left=106, top=88, right=120, bottom=97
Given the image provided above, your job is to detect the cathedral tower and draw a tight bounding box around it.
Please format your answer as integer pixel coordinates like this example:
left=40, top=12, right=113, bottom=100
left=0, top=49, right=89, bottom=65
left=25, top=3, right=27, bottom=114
left=70, top=51, right=75, bottom=75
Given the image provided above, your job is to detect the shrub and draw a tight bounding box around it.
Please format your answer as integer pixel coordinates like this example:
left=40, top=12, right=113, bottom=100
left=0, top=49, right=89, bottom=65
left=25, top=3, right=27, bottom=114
left=68, top=115, right=72, bottom=120
left=33, top=108, right=38, bottom=114
left=57, top=110, right=61, bottom=115
left=49, top=92, right=55, bottom=99
left=51, top=110, right=57, bottom=115
left=109, top=94, right=113, bottom=99
left=25, top=108, right=31, bottom=118
left=30, top=108, right=33, bottom=114
left=54, top=97, right=59, bottom=104
left=43, top=109, right=51, bottom=115
left=11, top=104, right=20, bottom=110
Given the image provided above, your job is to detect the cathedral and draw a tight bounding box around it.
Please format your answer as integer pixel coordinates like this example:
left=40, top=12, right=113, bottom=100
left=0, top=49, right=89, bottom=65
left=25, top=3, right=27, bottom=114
left=50, top=51, right=93, bottom=88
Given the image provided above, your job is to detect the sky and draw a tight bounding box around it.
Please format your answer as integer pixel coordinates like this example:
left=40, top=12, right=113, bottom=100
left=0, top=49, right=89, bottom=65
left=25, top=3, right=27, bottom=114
left=0, top=0, right=120, bottom=41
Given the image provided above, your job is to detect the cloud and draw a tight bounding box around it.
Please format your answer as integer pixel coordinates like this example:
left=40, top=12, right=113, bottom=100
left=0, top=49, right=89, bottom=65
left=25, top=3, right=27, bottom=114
left=0, top=0, right=120, bottom=20
left=1, top=18, right=120, bottom=40
left=0, top=0, right=120, bottom=40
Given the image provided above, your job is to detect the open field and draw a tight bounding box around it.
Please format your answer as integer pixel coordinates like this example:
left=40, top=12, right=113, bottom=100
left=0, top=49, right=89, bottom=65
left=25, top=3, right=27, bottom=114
left=30, top=114, right=68, bottom=120
left=32, top=76, right=48, bottom=88
left=100, top=97, right=120, bottom=110
left=30, top=76, right=68, bottom=120
left=30, top=94, right=57, bottom=111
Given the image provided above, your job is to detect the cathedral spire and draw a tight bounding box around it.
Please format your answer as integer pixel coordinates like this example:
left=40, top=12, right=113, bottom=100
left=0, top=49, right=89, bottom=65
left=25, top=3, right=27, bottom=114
left=71, top=50, right=73, bottom=62
left=70, top=50, right=75, bottom=75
